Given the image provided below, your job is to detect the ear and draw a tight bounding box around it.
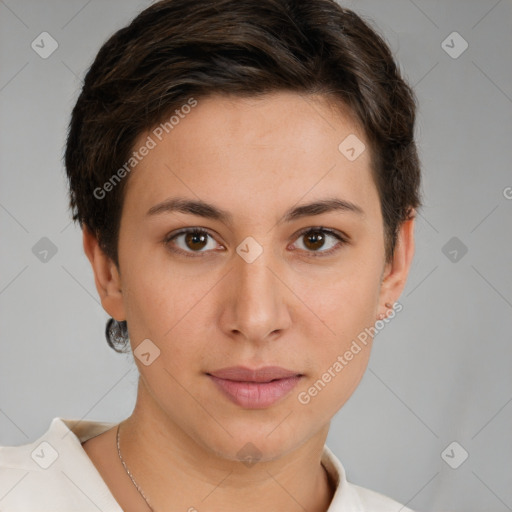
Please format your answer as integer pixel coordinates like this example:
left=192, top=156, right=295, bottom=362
left=378, top=211, right=416, bottom=314
left=82, top=225, right=126, bottom=321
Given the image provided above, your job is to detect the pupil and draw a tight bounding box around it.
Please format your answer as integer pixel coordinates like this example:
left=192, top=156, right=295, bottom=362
left=305, top=231, right=324, bottom=250
left=182, top=231, right=327, bottom=252
left=186, top=232, right=207, bottom=250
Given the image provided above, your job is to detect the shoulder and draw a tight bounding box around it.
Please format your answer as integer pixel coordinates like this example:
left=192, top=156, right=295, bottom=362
left=0, top=417, right=121, bottom=511
left=322, top=445, right=416, bottom=512
left=350, top=482, right=416, bottom=512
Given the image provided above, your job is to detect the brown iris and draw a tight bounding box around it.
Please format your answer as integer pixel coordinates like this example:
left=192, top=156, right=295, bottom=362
left=185, top=231, right=208, bottom=251
left=303, top=230, right=326, bottom=251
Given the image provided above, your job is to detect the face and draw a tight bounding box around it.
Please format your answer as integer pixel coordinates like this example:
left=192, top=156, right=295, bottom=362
left=89, top=91, right=413, bottom=462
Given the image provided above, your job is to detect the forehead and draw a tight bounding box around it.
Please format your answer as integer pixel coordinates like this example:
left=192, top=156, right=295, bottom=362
left=122, top=91, right=379, bottom=224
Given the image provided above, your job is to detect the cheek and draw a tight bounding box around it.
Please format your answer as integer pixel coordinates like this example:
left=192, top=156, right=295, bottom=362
left=295, top=336, right=373, bottom=424
left=123, top=268, right=216, bottom=372
left=294, top=256, right=382, bottom=344
left=290, top=256, right=381, bottom=414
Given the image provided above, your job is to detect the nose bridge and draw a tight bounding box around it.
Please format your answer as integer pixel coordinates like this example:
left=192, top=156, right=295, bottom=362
left=237, top=250, right=273, bottom=301
left=228, top=242, right=289, bottom=339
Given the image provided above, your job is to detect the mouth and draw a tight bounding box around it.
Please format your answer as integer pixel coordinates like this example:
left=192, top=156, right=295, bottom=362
left=206, top=366, right=303, bottom=409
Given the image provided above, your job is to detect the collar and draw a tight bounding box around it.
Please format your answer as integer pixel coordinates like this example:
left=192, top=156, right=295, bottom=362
left=3, top=417, right=366, bottom=511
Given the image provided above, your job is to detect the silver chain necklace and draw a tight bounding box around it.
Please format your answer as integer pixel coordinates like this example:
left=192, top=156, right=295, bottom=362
left=116, top=422, right=332, bottom=512
left=116, top=423, right=155, bottom=511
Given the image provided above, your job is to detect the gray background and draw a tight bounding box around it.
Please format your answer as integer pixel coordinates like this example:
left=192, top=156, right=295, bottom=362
left=1, top=1, right=511, bottom=511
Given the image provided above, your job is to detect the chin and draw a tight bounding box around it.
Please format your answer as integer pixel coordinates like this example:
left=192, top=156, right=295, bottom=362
left=198, top=417, right=310, bottom=464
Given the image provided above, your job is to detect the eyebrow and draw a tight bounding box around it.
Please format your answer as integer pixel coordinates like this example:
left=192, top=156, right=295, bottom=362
left=146, top=196, right=365, bottom=224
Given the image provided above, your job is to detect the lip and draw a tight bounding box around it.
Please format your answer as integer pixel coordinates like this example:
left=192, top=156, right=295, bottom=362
left=207, top=366, right=303, bottom=409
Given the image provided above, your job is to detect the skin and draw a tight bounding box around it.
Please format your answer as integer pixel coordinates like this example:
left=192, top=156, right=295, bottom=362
left=81, top=91, right=415, bottom=512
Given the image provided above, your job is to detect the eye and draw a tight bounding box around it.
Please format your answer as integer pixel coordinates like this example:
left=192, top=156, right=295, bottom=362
left=164, top=228, right=223, bottom=257
left=164, top=226, right=347, bottom=258
left=290, top=227, right=347, bottom=257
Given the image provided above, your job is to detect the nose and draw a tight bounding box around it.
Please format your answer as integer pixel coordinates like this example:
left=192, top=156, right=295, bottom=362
left=220, top=247, right=292, bottom=344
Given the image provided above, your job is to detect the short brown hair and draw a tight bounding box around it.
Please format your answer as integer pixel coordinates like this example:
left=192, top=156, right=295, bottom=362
left=65, top=0, right=421, bottom=268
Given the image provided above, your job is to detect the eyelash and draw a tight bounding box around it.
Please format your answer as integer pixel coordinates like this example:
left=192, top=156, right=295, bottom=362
left=163, top=226, right=348, bottom=259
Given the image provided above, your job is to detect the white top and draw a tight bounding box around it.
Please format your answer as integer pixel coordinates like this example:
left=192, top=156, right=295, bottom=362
left=0, top=417, right=415, bottom=511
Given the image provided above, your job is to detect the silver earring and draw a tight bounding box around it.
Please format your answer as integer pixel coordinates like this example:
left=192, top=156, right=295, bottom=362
left=105, top=317, right=130, bottom=352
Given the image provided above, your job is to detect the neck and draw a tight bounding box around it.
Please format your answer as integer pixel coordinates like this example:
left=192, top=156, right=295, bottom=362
left=118, top=380, right=334, bottom=512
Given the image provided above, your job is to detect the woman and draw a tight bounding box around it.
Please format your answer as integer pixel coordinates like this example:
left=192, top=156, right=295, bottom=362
left=0, top=0, right=421, bottom=510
